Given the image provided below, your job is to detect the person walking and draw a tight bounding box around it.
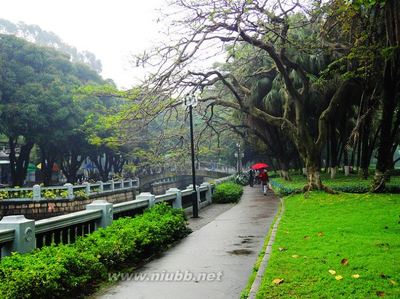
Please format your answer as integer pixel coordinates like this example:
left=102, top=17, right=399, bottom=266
left=258, top=169, right=269, bottom=195
left=249, top=169, right=255, bottom=187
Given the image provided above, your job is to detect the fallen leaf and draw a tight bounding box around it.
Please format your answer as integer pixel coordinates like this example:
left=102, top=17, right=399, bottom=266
left=272, top=278, right=284, bottom=285
left=341, top=258, right=349, bottom=266
left=278, top=247, right=287, bottom=252
left=352, top=274, right=360, bottom=279
left=292, top=254, right=299, bottom=258
left=389, top=280, right=397, bottom=285
left=329, top=270, right=336, bottom=275
left=318, top=231, right=324, bottom=237
left=304, top=235, right=310, bottom=239
left=380, top=273, right=388, bottom=279
left=376, top=291, right=385, bottom=297
left=335, top=275, right=343, bottom=280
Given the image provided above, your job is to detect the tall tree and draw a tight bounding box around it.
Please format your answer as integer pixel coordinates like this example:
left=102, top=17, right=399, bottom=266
left=136, top=0, right=363, bottom=191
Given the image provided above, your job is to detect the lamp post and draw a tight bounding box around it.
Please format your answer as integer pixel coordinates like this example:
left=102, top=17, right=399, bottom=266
left=235, top=143, right=243, bottom=173
left=183, top=93, right=199, bottom=218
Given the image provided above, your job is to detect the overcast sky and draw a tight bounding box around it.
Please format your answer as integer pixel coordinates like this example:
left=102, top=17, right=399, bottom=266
left=0, top=0, right=167, bottom=89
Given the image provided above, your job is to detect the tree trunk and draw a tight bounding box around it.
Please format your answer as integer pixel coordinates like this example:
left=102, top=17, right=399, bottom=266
left=306, top=159, right=323, bottom=190
left=9, top=138, right=34, bottom=187
left=373, top=0, right=400, bottom=191
left=91, top=152, right=113, bottom=182
left=343, top=147, right=350, bottom=176
left=329, top=123, right=338, bottom=179
left=40, top=153, right=55, bottom=186
left=61, top=153, right=84, bottom=184
left=300, top=146, right=324, bottom=190
left=360, top=113, right=372, bottom=179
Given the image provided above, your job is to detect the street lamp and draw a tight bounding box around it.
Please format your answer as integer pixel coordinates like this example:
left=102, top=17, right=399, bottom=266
left=183, top=93, right=199, bottom=218
left=235, top=143, right=244, bottom=173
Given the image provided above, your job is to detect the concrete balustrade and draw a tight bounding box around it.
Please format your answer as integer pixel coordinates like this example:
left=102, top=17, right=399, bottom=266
left=166, top=188, right=182, bottom=209
left=0, top=177, right=226, bottom=258
left=0, top=179, right=139, bottom=202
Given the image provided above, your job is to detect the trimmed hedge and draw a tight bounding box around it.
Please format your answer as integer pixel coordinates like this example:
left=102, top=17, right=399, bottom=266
left=0, top=204, right=190, bottom=299
left=213, top=182, right=243, bottom=203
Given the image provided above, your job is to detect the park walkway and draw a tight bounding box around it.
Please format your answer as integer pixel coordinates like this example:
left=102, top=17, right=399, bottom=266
left=97, top=186, right=280, bottom=299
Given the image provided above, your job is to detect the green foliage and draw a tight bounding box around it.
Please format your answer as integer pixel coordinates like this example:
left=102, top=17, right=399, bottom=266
left=0, top=204, right=190, bottom=298
left=0, top=189, right=33, bottom=200
left=75, top=203, right=190, bottom=270
left=73, top=190, right=89, bottom=200
left=235, top=172, right=249, bottom=186
left=212, top=182, right=243, bottom=203
left=256, top=192, right=400, bottom=298
left=0, top=245, right=106, bottom=298
left=0, top=191, right=8, bottom=200
left=271, top=174, right=400, bottom=195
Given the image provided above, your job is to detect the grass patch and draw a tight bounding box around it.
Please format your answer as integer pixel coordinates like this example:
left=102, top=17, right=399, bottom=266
left=272, top=173, right=400, bottom=195
left=256, top=192, right=400, bottom=298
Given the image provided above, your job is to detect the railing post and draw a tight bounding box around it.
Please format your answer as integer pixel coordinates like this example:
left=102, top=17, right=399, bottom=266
left=0, top=216, right=35, bottom=256
left=110, top=180, right=115, bottom=191
left=121, top=179, right=124, bottom=189
left=186, top=184, right=200, bottom=207
left=86, top=200, right=113, bottom=228
left=97, top=181, right=104, bottom=192
left=84, top=182, right=91, bottom=196
left=166, top=188, right=182, bottom=209
left=64, top=183, right=74, bottom=200
left=128, top=179, right=133, bottom=188
left=201, top=182, right=212, bottom=204
left=136, top=192, right=155, bottom=208
left=32, top=184, right=41, bottom=201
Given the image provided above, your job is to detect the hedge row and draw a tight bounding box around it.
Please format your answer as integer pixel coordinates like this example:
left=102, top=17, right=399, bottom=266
left=270, top=180, right=400, bottom=196
left=213, top=182, right=243, bottom=203
left=0, top=204, right=191, bottom=299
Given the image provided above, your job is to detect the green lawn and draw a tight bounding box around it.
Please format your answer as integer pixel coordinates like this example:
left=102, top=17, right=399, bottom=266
left=256, top=192, right=400, bottom=298
left=272, top=173, right=400, bottom=191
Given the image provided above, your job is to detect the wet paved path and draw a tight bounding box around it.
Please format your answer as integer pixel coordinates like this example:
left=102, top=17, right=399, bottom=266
left=97, top=186, right=280, bottom=299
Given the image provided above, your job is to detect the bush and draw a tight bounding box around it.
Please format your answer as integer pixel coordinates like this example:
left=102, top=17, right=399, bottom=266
left=235, top=172, right=249, bottom=186
left=213, top=182, right=243, bottom=203
left=0, top=245, right=105, bottom=298
left=0, top=204, right=190, bottom=298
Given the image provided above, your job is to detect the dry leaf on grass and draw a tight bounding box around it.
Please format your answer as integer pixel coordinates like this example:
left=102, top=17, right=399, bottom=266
left=376, top=291, right=385, bottom=297
left=341, top=258, right=349, bottom=266
left=272, top=278, right=284, bottom=285
left=328, top=269, right=336, bottom=275
left=304, top=235, right=310, bottom=240
left=352, top=274, right=360, bottom=279
left=318, top=231, right=324, bottom=237
left=335, top=275, right=343, bottom=280
left=389, top=280, right=397, bottom=285
left=292, top=254, right=299, bottom=258
left=278, top=247, right=287, bottom=252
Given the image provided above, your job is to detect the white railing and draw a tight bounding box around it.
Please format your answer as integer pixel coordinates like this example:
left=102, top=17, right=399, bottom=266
left=0, top=178, right=139, bottom=201
left=0, top=178, right=226, bottom=258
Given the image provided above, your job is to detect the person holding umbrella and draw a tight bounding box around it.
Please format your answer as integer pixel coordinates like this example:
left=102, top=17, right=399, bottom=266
left=258, top=169, right=269, bottom=195
left=251, top=163, right=270, bottom=195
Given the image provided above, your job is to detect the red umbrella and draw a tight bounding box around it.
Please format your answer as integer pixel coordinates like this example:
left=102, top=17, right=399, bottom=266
left=250, top=163, right=269, bottom=170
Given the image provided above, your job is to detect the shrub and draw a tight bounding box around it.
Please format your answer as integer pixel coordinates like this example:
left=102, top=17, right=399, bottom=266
left=235, top=172, right=249, bottom=186
left=213, top=182, right=243, bottom=203
left=73, top=190, right=89, bottom=200
left=0, top=245, right=106, bottom=298
left=0, top=204, right=190, bottom=298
